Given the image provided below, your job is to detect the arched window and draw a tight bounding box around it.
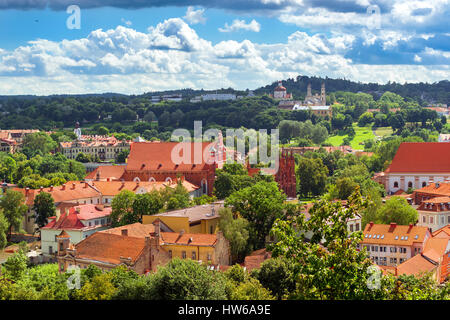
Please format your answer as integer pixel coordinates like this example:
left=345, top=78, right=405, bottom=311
left=148, top=177, right=156, bottom=182
left=393, top=181, right=399, bottom=188
left=201, top=179, right=207, bottom=194
left=133, top=177, right=141, bottom=182
left=165, top=177, right=172, bottom=183
left=422, top=181, right=427, bottom=187
left=408, top=181, right=413, bottom=188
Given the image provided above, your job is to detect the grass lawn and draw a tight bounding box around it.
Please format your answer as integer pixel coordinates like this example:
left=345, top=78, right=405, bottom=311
left=375, top=127, right=393, bottom=137
left=325, top=124, right=375, bottom=150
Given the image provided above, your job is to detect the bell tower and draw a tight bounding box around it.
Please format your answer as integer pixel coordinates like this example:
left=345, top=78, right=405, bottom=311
left=320, top=83, right=326, bottom=105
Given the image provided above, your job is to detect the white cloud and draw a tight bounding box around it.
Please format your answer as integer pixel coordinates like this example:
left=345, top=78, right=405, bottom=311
left=183, top=6, right=206, bottom=25
left=0, top=15, right=448, bottom=95
left=219, top=19, right=261, bottom=33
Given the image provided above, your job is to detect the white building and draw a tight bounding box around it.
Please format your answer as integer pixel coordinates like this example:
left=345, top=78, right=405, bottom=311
left=417, top=196, right=450, bottom=232
left=201, top=93, right=237, bottom=101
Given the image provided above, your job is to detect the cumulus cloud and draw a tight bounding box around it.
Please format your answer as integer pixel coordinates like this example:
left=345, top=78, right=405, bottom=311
left=183, top=6, right=206, bottom=25
left=219, top=19, right=261, bottom=33
left=0, top=14, right=448, bottom=95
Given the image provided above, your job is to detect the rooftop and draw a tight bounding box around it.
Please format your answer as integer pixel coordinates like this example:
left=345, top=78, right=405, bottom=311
left=386, top=142, right=450, bottom=174
left=42, top=204, right=111, bottom=231
left=100, top=223, right=156, bottom=238
left=151, top=201, right=224, bottom=223
left=362, top=223, right=429, bottom=246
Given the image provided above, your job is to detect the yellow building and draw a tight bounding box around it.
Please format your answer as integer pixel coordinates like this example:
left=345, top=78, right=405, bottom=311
left=142, top=202, right=223, bottom=235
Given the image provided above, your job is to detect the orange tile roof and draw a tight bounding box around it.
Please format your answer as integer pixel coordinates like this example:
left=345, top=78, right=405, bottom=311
left=160, top=232, right=218, bottom=246
left=244, top=249, right=271, bottom=271
left=432, top=225, right=450, bottom=238
left=42, top=204, right=111, bottom=231
left=89, top=180, right=199, bottom=196
left=100, top=223, right=155, bottom=238
left=126, top=142, right=218, bottom=172
left=423, top=196, right=450, bottom=204
left=14, top=181, right=101, bottom=205
left=396, top=253, right=437, bottom=276
left=75, top=232, right=146, bottom=265
left=413, top=182, right=450, bottom=197
left=386, top=142, right=450, bottom=173
left=85, top=165, right=126, bottom=180
left=362, top=223, right=429, bottom=246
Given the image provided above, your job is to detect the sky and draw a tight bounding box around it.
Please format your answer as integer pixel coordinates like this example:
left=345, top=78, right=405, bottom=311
left=0, top=0, right=448, bottom=95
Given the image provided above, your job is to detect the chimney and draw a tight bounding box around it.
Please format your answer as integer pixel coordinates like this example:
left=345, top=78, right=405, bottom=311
left=62, top=184, right=66, bottom=190
left=407, top=224, right=413, bottom=233
left=84, top=182, right=88, bottom=188
left=49, top=185, right=53, bottom=191
left=72, top=183, right=76, bottom=189
left=153, top=220, right=160, bottom=236
left=39, top=186, right=44, bottom=192
left=121, top=229, right=128, bottom=236
left=25, top=187, right=29, bottom=195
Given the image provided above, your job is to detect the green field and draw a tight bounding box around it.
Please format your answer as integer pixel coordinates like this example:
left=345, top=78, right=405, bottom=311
left=374, top=127, right=393, bottom=137
left=325, top=124, right=375, bottom=150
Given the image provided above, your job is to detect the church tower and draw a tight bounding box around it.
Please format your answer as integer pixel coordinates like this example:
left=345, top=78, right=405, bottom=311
left=306, top=83, right=312, bottom=98
left=320, top=83, right=326, bottom=105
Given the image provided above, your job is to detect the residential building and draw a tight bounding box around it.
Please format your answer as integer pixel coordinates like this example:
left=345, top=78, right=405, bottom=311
left=14, top=181, right=102, bottom=234
left=142, top=201, right=224, bottom=234
left=361, top=222, right=431, bottom=267
left=412, top=181, right=450, bottom=205
left=396, top=232, right=450, bottom=283
left=416, top=196, right=450, bottom=232
left=201, top=93, right=236, bottom=101
left=88, top=179, right=201, bottom=205
left=0, top=137, right=16, bottom=153
left=376, top=142, right=450, bottom=194
left=40, top=204, right=112, bottom=257
left=60, top=135, right=130, bottom=161
left=57, top=220, right=231, bottom=274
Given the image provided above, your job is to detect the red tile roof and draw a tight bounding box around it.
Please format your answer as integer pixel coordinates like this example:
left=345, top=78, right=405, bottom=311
left=42, top=204, right=111, bottom=231
left=386, top=142, right=450, bottom=173
left=432, top=225, right=450, bottom=238
left=75, top=232, right=146, bottom=265
left=244, top=249, right=271, bottom=271
left=396, top=253, right=437, bottom=276
left=413, top=182, right=450, bottom=197
left=160, top=232, right=218, bottom=246
left=85, top=165, right=126, bottom=180
left=126, top=142, right=218, bottom=172
left=362, top=223, right=429, bottom=246
left=100, top=223, right=155, bottom=238
left=89, top=180, right=199, bottom=196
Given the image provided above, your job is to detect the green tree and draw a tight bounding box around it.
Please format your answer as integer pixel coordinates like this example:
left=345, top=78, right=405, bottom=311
left=116, top=149, right=129, bottom=163
left=132, top=191, right=163, bottom=220
left=22, top=132, right=57, bottom=158
left=376, top=196, right=418, bottom=225
left=229, top=277, right=274, bottom=300
left=296, top=156, right=329, bottom=197
left=253, top=257, right=296, bottom=300
left=149, top=258, right=228, bottom=300
left=225, top=181, right=286, bottom=249
left=32, top=192, right=56, bottom=229
left=75, top=273, right=117, bottom=300
left=218, top=208, right=250, bottom=262
left=110, top=190, right=136, bottom=227
left=335, top=177, right=358, bottom=200
left=0, top=189, right=28, bottom=241
left=0, top=210, right=8, bottom=249
left=3, top=249, right=28, bottom=281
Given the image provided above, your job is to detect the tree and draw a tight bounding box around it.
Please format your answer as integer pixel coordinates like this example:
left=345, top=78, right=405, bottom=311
left=225, top=181, right=286, bottom=249
left=132, top=191, right=163, bottom=220
left=149, top=258, right=228, bottom=300
left=229, top=277, right=274, bottom=300
left=75, top=273, right=117, bottom=300
left=376, top=196, right=418, bottom=225
left=116, top=149, right=129, bottom=163
left=218, top=208, right=250, bottom=262
left=110, top=190, right=136, bottom=227
left=296, top=157, right=329, bottom=197
left=3, top=249, right=28, bottom=281
left=335, top=177, right=358, bottom=200
left=253, top=257, right=296, bottom=300
left=32, top=192, right=56, bottom=229
left=358, top=112, right=374, bottom=126
left=0, top=189, right=28, bottom=241
left=75, top=152, right=92, bottom=163
left=22, top=132, right=57, bottom=158
left=270, top=188, right=387, bottom=299
left=0, top=211, right=8, bottom=249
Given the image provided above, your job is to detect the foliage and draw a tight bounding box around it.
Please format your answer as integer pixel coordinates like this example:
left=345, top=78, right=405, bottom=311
left=0, top=189, right=28, bottom=240
left=374, top=196, right=418, bottom=225
left=32, top=192, right=56, bottom=229
left=110, top=190, right=137, bottom=227
left=218, top=208, right=250, bottom=262
left=229, top=277, right=274, bottom=300
left=225, top=181, right=287, bottom=249
left=295, top=156, right=329, bottom=197
left=3, top=249, right=28, bottom=282
left=254, top=257, right=296, bottom=299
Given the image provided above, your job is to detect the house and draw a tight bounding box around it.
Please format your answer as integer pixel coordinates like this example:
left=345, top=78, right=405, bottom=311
left=416, top=196, right=450, bottom=232
left=84, top=165, right=126, bottom=180
left=142, top=201, right=224, bottom=234
left=60, top=135, right=130, bottom=162
left=396, top=233, right=450, bottom=283
left=377, top=143, right=450, bottom=194
left=243, top=249, right=272, bottom=271
left=57, top=221, right=231, bottom=274
left=88, top=179, right=202, bottom=205
left=57, top=231, right=154, bottom=274
left=40, top=204, right=112, bottom=258
left=361, top=222, right=431, bottom=267
left=14, top=181, right=102, bottom=234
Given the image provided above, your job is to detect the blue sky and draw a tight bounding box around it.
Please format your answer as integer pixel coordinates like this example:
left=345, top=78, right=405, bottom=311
left=0, top=0, right=448, bottom=95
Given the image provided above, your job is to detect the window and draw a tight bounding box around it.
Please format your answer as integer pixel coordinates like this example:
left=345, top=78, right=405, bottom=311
left=393, top=181, right=399, bottom=188
left=430, top=217, right=434, bottom=224
left=423, top=216, right=426, bottom=223
left=182, top=251, right=186, bottom=259
left=210, top=226, right=214, bottom=234
left=49, top=246, right=53, bottom=254
left=207, top=253, right=211, bottom=261
left=192, top=251, right=196, bottom=260
left=355, top=223, right=360, bottom=231
left=422, top=182, right=426, bottom=187
left=350, top=224, right=354, bottom=232
left=448, top=215, right=450, bottom=224
left=408, top=181, right=413, bottom=188
left=168, top=250, right=172, bottom=258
